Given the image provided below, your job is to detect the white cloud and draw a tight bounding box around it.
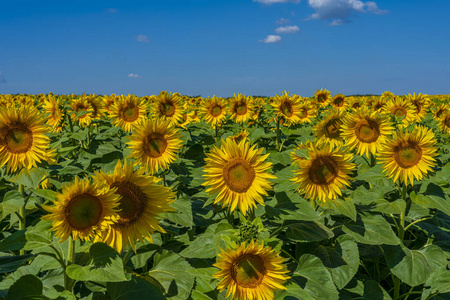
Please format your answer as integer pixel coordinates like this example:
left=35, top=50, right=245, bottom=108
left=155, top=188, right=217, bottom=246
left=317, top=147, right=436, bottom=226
left=253, top=0, right=301, bottom=5
left=307, top=0, right=387, bottom=21
left=105, top=8, right=118, bottom=13
left=276, top=17, right=290, bottom=24
left=259, top=35, right=282, bottom=43
left=275, top=25, right=300, bottom=34
left=135, top=34, right=149, bottom=42
left=128, top=73, right=142, bottom=78
left=0, top=71, right=6, bottom=84
left=329, top=19, right=344, bottom=26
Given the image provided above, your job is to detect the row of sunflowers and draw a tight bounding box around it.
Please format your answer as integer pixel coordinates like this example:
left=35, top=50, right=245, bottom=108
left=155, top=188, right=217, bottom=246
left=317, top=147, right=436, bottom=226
left=0, top=90, right=449, bottom=300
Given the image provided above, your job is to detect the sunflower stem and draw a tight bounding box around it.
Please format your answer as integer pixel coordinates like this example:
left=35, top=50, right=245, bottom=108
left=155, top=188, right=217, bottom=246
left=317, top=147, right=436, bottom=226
left=276, top=117, right=281, bottom=152
left=404, top=216, right=433, bottom=232
left=18, top=184, right=26, bottom=256
left=369, top=152, right=376, bottom=167
left=394, top=183, right=408, bottom=299
left=64, top=235, right=75, bottom=292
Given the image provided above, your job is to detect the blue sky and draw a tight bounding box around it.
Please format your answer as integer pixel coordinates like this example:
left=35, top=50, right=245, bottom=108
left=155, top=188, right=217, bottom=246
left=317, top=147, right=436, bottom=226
left=1, top=0, right=449, bottom=97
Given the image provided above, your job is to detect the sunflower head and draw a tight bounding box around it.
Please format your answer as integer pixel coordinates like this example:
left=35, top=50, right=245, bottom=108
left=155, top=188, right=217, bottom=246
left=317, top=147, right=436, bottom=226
left=201, top=96, right=228, bottom=128
left=103, top=94, right=118, bottom=114
left=213, top=240, right=290, bottom=300
left=110, top=95, right=147, bottom=132
left=93, top=160, right=176, bottom=252
left=42, top=95, right=64, bottom=133
left=229, top=129, right=250, bottom=144
left=203, top=138, right=276, bottom=215
left=315, top=88, right=331, bottom=108
left=406, top=93, right=430, bottom=121
left=331, top=94, right=347, bottom=110
left=383, top=97, right=418, bottom=129
left=313, top=111, right=346, bottom=148
left=127, top=118, right=183, bottom=174
left=292, top=141, right=355, bottom=203
left=230, top=94, right=253, bottom=124
left=381, top=91, right=395, bottom=100
left=70, top=97, right=94, bottom=127
left=0, top=106, right=56, bottom=173
left=433, top=103, right=448, bottom=120
left=42, top=177, right=120, bottom=242
left=151, top=91, right=184, bottom=126
left=438, top=111, right=450, bottom=134
left=378, top=125, right=438, bottom=186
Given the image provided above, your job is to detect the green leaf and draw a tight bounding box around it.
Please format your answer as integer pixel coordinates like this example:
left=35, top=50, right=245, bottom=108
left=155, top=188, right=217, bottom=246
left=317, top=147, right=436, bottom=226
left=410, top=183, right=450, bottom=215
left=6, top=274, right=47, bottom=300
left=0, top=190, right=24, bottom=220
left=7, top=167, right=47, bottom=189
left=324, top=197, right=357, bottom=221
left=424, top=266, right=450, bottom=296
left=265, top=191, right=320, bottom=221
left=383, top=244, right=447, bottom=286
left=371, top=199, right=406, bottom=215
left=361, top=280, right=392, bottom=300
left=31, top=189, right=57, bottom=201
left=343, top=214, right=400, bottom=245
left=292, top=254, right=339, bottom=300
left=148, top=251, right=195, bottom=300
left=0, top=229, right=26, bottom=251
left=286, top=221, right=334, bottom=243
left=163, top=196, right=193, bottom=228
left=66, top=243, right=127, bottom=282
left=107, top=275, right=165, bottom=300
left=275, top=280, right=315, bottom=300
left=0, top=254, right=34, bottom=273
left=23, top=220, right=53, bottom=251
left=179, top=221, right=235, bottom=259
left=301, top=237, right=359, bottom=290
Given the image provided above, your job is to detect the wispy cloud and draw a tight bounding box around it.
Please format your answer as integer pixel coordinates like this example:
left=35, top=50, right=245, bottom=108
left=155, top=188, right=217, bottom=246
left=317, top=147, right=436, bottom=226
left=128, top=73, right=142, bottom=78
left=0, top=71, right=6, bottom=84
left=276, top=17, right=290, bottom=24
left=135, top=34, right=149, bottom=42
left=275, top=25, right=300, bottom=34
left=105, top=8, right=118, bottom=13
left=259, top=35, right=282, bottom=43
left=307, top=0, right=388, bottom=22
left=254, top=0, right=300, bottom=5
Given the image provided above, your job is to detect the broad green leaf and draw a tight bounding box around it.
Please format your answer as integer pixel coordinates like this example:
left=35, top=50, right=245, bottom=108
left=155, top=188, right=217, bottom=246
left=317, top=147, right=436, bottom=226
left=31, top=189, right=58, bottom=201
left=371, top=199, right=406, bottom=215
left=0, top=190, right=24, bottom=220
left=275, top=280, right=315, bottom=300
left=411, top=183, right=450, bottom=215
left=0, top=229, right=26, bottom=251
left=361, top=280, right=392, bottom=300
left=0, top=258, right=43, bottom=297
left=23, top=220, right=53, bottom=251
left=292, top=254, right=339, bottom=300
left=286, top=221, right=334, bottom=242
left=424, top=266, right=450, bottom=296
left=0, top=254, right=34, bottom=274
left=163, top=196, right=193, bottom=228
left=6, top=274, right=47, bottom=300
left=107, top=275, right=166, bottom=300
left=343, top=214, right=400, bottom=245
left=265, top=191, right=319, bottom=221
left=7, top=167, right=47, bottom=189
left=322, top=197, right=357, bottom=221
left=66, top=243, right=127, bottom=282
left=383, top=244, right=447, bottom=286
left=148, top=251, right=195, bottom=300
left=301, top=236, right=359, bottom=290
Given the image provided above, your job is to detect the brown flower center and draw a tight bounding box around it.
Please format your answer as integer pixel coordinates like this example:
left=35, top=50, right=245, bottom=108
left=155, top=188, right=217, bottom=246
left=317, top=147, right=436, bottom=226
left=231, top=254, right=266, bottom=288
left=234, top=102, right=248, bottom=115
left=394, top=141, right=422, bottom=169
left=122, top=105, right=139, bottom=122
left=308, top=156, right=338, bottom=185
left=392, top=107, right=406, bottom=118
left=280, top=101, right=293, bottom=117
left=65, top=193, right=103, bottom=230
left=111, top=181, right=146, bottom=227
left=5, top=125, right=33, bottom=154
left=143, top=133, right=168, bottom=158
left=324, top=118, right=341, bottom=138
left=223, top=158, right=255, bottom=193
left=210, top=105, right=223, bottom=117
left=355, top=119, right=380, bottom=143
left=159, top=101, right=175, bottom=117
left=333, top=96, right=345, bottom=107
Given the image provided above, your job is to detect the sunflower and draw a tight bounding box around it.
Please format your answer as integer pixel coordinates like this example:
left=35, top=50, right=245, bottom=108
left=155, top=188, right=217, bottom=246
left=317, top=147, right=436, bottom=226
left=378, top=126, right=437, bottom=186
left=85, top=94, right=105, bottom=121
left=230, top=94, right=253, bottom=124
left=110, top=95, right=147, bottom=132
left=69, top=97, right=94, bottom=127
left=41, top=177, right=120, bottom=242
left=0, top=106, right=55, bottom=173
left=103, top=94, right=118, bottom=114
left=127, top=118, right=183, bottom=174
left=330, top=94, right=347, bottom=111
left=203, top=138, right=276, bottom=216
left=381, top=91, right=395, bottom=100
left=296, top=100, right=315, bottom=124
left=383, top=97, right=417, bottom=128
left=341, top=108, right=394, bottom=157
left=438, top=111, right=450, bottom=134
left=406, top=93, right=430, bottom=121
left=42, top=95, right=64, bottom=133
left=151, top=91, right=184, bottom=126
left=271, top=91, right=308, bottom=125
left=229, top=129, right=250, bottom=144
left=213, top=240, right=290, bottom=300
left=93, top=160, right=175, bottom=252
left=292, top=141, right=355, bottom=203
left=315, top=88, right=331, bottom=108
left=433, top=104, right=448, bottom=120
left=371, top=97, right=387, bottom=112
left=313, top=111, right=346, bottom=148
left=201, top=96, right=227, bottom=128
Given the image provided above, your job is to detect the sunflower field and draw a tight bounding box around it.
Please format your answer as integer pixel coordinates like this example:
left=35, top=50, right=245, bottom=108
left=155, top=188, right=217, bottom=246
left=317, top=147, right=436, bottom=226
left=0, top=91, right=449, bottom=300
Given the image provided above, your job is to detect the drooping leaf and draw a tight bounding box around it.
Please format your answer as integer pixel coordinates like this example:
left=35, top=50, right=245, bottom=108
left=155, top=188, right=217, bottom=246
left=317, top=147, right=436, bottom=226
left=286, top=221, right=334, bottom=243
left=6, top=274, right=47, bottom=300
left=107, top=275, right=165, bottom=300
left=343, top=214, right=400, bottom=245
